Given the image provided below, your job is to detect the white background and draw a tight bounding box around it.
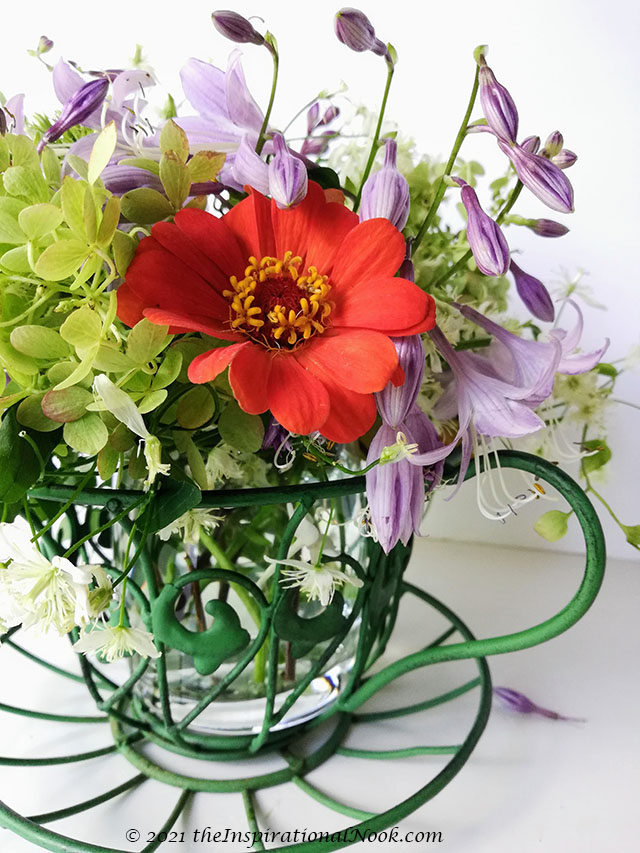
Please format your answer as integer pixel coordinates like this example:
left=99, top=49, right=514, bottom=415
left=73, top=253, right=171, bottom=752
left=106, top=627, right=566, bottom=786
left=1, top=0, right=639, bottom=559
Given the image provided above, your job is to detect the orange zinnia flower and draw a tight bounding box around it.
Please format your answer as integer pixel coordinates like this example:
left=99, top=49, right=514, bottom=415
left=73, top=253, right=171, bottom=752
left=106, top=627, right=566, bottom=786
left=117, top=182, right=436, bottom=442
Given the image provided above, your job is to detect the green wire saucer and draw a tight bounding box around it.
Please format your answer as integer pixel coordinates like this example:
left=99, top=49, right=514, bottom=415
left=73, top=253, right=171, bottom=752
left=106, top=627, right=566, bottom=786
left=0, top=452, right=606, bottom=852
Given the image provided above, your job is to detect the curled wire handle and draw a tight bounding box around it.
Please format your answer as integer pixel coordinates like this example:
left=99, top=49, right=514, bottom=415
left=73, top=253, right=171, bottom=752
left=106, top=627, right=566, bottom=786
left=339, top=450, right=606, bottom=713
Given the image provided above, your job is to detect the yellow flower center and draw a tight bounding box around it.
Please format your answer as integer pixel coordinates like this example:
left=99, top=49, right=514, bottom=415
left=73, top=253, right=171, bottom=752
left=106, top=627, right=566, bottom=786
left=222, top=251, right=334, bottom=349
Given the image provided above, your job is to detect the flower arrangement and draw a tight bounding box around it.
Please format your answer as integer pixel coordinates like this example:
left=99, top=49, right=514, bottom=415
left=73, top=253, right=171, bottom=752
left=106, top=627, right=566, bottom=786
left=0, top=6, right=628, bottom=667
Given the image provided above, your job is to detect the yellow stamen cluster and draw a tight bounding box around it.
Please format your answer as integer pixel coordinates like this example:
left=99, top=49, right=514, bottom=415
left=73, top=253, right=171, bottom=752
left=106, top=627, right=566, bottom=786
left=222, top=251, right=334, bottom=349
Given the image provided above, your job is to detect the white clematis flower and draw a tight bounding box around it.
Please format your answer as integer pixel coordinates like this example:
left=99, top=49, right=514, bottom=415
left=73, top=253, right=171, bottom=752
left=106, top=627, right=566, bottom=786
left=264, top=554, right=363, bottom=608
left=93, top=374, right=170, bottom=489
left=73, top=624, right=161, bottom=662
left=0, top=517, right=109, bottom=635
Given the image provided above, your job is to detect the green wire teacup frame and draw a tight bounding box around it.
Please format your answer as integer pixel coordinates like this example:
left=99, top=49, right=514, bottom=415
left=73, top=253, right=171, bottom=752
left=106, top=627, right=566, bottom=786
left=0, top=450, right=605, bottom=852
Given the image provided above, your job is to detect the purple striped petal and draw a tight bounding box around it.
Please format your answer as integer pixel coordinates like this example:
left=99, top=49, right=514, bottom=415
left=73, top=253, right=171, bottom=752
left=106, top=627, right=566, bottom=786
left=500, top=141, right=574, bottom=213
left=456, top=180, right=510, bottom=276
left=232, top=133, right=269, bottom=193
left=334, top=8, right=377, bottom=52
left=360, top=139, right=410, bottom=230
left=180, top=58, right=231, bottom=123
left=268, top=133, right=308, bottom=209
left=212, top=10, right=265, bottom=45
left=225, top=50, right=264, bottom=133
left=528, top=219, right=570, bottom=238
left=38, top=77, right=109, bottom=152
left=376, top=336, right=425, bottom=427
left=479, top=65, right=519, bottom=143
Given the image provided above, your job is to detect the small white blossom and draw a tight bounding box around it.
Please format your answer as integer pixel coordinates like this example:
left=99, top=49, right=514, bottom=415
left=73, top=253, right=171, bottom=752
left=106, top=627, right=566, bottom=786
left=264, top=555, right=363, bottom=607
left=0, top=517, right=107, bottom=635
left=157, top=508, right=224, bottom=545
left=73, top=624, right=161, bottom=662
left=93, top=374, right=169, bottom=489
left=205, top=443, right=245, bottom=485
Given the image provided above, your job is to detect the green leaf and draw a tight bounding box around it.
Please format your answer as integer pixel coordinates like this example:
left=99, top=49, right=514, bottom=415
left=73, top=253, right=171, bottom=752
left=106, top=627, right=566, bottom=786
left=18, top=203, right=63, bottom=240
left=63, top=412, right=109, bottom=455
left=534, top=509, right=572, bottom=542
left=126, top=318, right=171, bottom=364
left=35, top=239, right=90, bottom=281
left=112, top=229, right=137, bottom=277
left=582, top=439, right=612, bottom=475
left=98, top=441, right=119, bottom=481
left=66, top=155, right=89, bottom=181
left=187, top=151, right=225, bottom=183
left=41, top=385, right=93, bottom=422
left=0, top=135, right=9, bottom=172
left=0, top=407, right=59, bottom=501
left=176, top=386, right=215, bottom=429
left=151, top=347, right=183, bottom=390
left=83, top=185, right=98, bottom=242
left=218, top=400, right=264, bottom=452
left=60, top=176, right=87, bottom=237
left=109, top=422, right=136, bottom=452
left=121, top=187, right=173, bottom=223
left=41, top=146, right=61, bottom=185
left=92, top=343, right=133, bottom=373
left=145, top=478, right=202, bottom=533
left=9, top=325, right=71, bottom=359
left=0, top=339, right=39, bottom=376
left=160, top=151, right=191, bottom=210
left=97, top=196, right=121, bottom=247
left=60, top=306, right=102, bottom=349
left=7, top=135, right=39, bottom=169
left=160, top=119, right=189, bottom=163
left=16, top=394, right=60, bottom=432
left=52, top=346, right=98, bottom=390
left=1, top=245, right=31, bottom=273
left=137, top=389, right=168, bottom=414
left=308, top=165, right=342, bottom=191
left=3, top=165, right=49, bottom=203
left=117, top=157, right=160, bottom=176
left=87, top=121, right=117, bottom=185
left=621, top=524, right=640, bottom=548
left=0, top=197, right=27, bottom=244
left=174, top=432, right=208, bottom=489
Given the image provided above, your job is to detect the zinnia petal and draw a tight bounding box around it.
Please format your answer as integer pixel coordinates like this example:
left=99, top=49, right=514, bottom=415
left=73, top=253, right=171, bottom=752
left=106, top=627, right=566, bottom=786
left=229, top=344, right=273, bottom=414
left=188, top=343, right=249, bottom=384
left=296, top=329, right=398, bottom=393
left=330, top=218, right=405, bottom=288
left=331, top=276, right=435, bottom=334
left=267, top=356, right=330, bottom=435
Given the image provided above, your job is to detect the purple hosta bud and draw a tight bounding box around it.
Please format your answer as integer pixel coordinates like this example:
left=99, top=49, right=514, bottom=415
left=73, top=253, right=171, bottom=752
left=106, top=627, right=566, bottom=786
left=37, top=77, right=109, bottom=152
left=0, top=108, right=6, bottom=136
left=543, top=130, right=563, bottom=157
left=510, top=259, right=555, bottom=322
left=397, top=238, right=415, bottom=282
left=521, top=135, right=540, bottom=154
left=306, top=102, right=320, bottom=134
left=552, top=149, right=578, bottom=169
left=359, top=139, right=410, bottom=230
left=300, top=130, right=336, bottom=158
left=268, top=133, right=308, bottom=209
left=498, top=140, right=574, bottom=213
left=478, top=65, right=519, bottom=143
left=493, top=687, right=585, bottom=722
left=37, top=35, right=54, bottom=55
left=454, top=178, right=510, bottom=276
left=211, top=10, right=265, bottom=45
left=528, top=218, right=569, bottom=238
left=319, top=105, right=340, bottom=126
left=334, top=8, right=377, bottom=52
left=377, top=336, right=425, bottom=427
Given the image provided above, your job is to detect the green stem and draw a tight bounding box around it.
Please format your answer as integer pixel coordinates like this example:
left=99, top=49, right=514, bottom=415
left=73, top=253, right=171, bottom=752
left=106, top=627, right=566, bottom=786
left=256, top=40, right=279, bottom=155
left=413, top=65, right=480, bottom=251
left=30, top=461, right=97, bottom=545
left=353, top=60, right=395, bottom=212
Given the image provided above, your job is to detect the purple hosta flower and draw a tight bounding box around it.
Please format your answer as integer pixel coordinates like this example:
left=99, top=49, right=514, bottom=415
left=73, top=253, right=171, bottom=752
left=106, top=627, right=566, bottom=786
left=0, top=108, right=6, bottom=136
left=232, top=134, right=270, bottom=193
left=498, top=140, right=574, bottom=213
left=528, top=218, right=570, bottom=238
left=300, top=130, right=336, bottom=158
left=3, top=95, right=24, bottom=134
left=359, top=139, right=410, bottom=230
left=211, top=10, right=265, bottom=45
left=550, top=300, right=609, bottom=375
left=455, top=302, right=562, bottom=407
left=307, top=102, right=320, bottom=135
left=478, top=64, right=519, bottom=143
left=334, top=8, right=390, bottom=60
left=320, top=105, right=340, bottom=126
left=454, top=178, right=510, bottom=276
left=263, top=417, right=295, bottom=470
left=38, top=77, right=109, bottom=152
left=177, top=51, right=266, bottom=191
left=366, top=332, right=443, bottom=553
left=509, top=259, right=555, bottom=322
left=493, top=687, right=584, bottom=722
left=268, top=133, right=308, bottom=209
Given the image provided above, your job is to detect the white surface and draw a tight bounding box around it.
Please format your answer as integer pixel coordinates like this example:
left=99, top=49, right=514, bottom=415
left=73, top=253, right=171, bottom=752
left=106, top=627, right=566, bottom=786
left=1, top=0, right=638, bottom=559
left=1, top=535, right=638, bottom=852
